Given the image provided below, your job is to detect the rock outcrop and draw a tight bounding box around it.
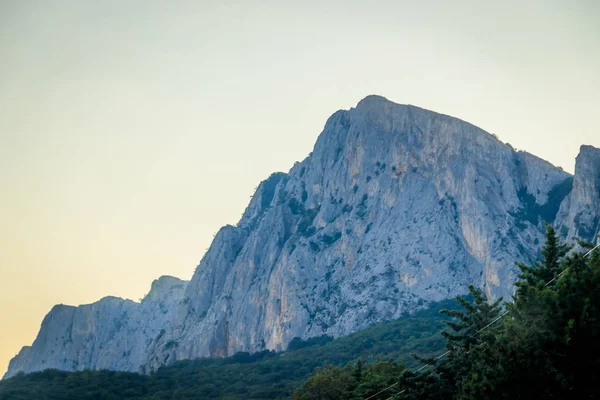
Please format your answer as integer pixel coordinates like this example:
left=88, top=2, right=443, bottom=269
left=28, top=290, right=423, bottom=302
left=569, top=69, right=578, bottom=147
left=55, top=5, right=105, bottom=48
left=4, top=276, right=187, bottom=377
left=5, top=96, right=599, bottom=378
left=555, top=145, right=600, bottom=242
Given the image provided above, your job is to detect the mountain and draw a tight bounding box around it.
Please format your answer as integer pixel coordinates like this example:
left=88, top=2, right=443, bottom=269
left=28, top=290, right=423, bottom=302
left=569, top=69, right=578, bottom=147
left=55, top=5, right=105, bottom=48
left=5, top=95, right=599, bottom=379
left=0, top=297, right=457, bottom=400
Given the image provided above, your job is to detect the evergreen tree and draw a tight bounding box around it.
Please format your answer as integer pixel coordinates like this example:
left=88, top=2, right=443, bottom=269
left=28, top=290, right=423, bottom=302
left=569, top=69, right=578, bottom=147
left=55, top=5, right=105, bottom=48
left=397, top=285, right=504, bottom=399
left=493, top=226, right=573, bottom=399
left=291, top=364, right=355, bottom=400
left=514, top=225, right=571, bottom=296
left=469, top=230, right=600, bottom=399
left=351, top=360, right=405, bottom=400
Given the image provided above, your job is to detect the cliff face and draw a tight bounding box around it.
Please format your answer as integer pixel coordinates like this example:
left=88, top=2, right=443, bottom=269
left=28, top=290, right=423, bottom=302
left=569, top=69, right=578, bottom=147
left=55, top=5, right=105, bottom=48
left=556, top=145, right=600, bottom=242
left=4, top=276, right=187, bottom=377
left=5, top=96, right=598, bottom=378
left=143, top=96, right=574, bottom=371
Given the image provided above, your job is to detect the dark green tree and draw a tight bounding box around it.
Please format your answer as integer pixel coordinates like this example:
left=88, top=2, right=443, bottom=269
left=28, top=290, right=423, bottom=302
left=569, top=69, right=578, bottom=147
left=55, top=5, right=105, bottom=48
left=465, top=230, right=600, bottom=400
left=351, top=359, right=405, bottom=400
left=291, top=365, right=355, bottom=400
left=397, top=285, right=504, bottom=399
left=514, top=225, right=571, bottom=296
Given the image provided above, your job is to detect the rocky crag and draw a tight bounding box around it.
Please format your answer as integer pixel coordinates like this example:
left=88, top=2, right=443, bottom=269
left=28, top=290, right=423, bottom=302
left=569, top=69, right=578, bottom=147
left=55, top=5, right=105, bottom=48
left=5, top=96, right=599, bottom=378
left=5, top=276, right=187, bottom=376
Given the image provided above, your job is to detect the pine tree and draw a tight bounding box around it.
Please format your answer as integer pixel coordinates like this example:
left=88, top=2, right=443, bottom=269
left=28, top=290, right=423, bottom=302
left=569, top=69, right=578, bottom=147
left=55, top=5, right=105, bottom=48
left=353, top=359, right=363, bottom=383
left=514, top=225, right=571, bottom=297
left=397, top=285, right=504, bottom=400
left=292, top=228, right=600, bottom=400
left=474, top=229, right=599, bottom=399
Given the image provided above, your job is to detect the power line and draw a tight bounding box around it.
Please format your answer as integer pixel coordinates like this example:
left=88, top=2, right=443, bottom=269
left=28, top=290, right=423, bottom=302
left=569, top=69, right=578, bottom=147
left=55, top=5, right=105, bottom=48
left=364, top=382, right=399, bottom=400
left=365, top=240, right=600, bottom=400
left=545, top=242, right=600, bottom=287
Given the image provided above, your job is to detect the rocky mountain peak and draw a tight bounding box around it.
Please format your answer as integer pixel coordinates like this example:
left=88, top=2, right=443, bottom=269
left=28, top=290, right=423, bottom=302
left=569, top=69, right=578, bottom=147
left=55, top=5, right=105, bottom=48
left=579, top=144, right=600, bottom=160
left=353, top=94, right=396, bottom=112
left=143, top=276, right=187, bottom=303
left=5, top=97, right=599, bottom=379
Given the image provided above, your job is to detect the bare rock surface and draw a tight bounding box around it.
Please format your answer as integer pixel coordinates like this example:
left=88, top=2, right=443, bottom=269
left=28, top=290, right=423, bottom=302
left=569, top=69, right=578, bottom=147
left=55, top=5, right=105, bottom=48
left=6, top=96, right=598, bottom=378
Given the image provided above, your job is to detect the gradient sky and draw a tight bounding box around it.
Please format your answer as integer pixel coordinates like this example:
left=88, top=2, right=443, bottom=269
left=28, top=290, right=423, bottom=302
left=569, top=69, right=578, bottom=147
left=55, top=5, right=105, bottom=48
left=1, top=0, right=599, bottom=376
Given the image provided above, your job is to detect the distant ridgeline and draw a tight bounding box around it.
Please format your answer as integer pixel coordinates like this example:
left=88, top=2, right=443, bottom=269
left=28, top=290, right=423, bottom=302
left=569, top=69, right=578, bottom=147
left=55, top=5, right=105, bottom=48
left=0, top=298, right=457, bottom=399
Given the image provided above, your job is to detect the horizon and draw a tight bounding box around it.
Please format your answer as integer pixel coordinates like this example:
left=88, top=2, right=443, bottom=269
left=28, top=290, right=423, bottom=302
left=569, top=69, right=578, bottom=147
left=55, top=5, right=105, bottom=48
left=2, top=0, right=599, bottom=377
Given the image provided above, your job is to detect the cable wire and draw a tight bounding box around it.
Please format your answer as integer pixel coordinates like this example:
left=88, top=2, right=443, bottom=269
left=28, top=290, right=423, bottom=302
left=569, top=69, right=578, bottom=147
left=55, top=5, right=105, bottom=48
left=364, top=240, right=600, bottom=399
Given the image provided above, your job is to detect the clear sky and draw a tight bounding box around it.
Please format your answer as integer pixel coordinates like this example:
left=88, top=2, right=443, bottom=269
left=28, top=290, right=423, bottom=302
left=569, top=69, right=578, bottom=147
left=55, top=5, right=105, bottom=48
left=1, top=0, right=599, bottom=376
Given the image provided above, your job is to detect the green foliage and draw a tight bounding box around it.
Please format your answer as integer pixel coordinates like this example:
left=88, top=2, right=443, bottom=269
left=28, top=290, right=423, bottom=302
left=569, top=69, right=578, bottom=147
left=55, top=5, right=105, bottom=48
left=286, top=335, right=333, bottom=351
left=514, top=177, right=574, bottom=227
left=163, top=340, right=178, bottom=350
left=544, top=177, right=574, bottom=221
left=309, top=241, right=321, bottom=252
left=6, top=228, right=597, bottom=400
left=260, top=173, right=286, bottom=210
left=301, top=188, right=308, bottom=203
left=320, top=232, right=342, bottom=246
left=514, top=225, right=571, bottom=295
left=288, top=198, right=304, bottom=215
left=291, top=364, right=356, bottom=400
left=294, top=226, right=600, bottom=400
left=356, top=194, right=368, bottom=219
left=291, top=360, right=405, bottom=400
left=342, top=204, right=353, bottom=213
left=393, top=226, right=600, bottom=400
left=0, top=299, right=457, bottom=400
left=0, top=369, right=149, bottom=400
left=297, top=206, right=320, bottom=237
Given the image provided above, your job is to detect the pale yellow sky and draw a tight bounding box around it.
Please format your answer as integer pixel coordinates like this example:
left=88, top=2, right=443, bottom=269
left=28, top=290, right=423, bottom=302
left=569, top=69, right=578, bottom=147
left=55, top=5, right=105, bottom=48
left=1, top=0, right=599, bottom=376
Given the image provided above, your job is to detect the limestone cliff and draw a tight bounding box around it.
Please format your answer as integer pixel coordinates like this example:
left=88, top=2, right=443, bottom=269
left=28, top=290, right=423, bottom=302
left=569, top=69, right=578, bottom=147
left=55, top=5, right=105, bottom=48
left=555, top=145, right=600, bottom=242
left=4, top=276, right=187, bottom=377
left=5, top=96, right=598, bottom=378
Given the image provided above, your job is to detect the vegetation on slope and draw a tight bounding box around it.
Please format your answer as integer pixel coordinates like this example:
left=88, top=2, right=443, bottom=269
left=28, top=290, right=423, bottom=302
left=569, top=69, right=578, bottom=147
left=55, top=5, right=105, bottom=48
left=0, top=297, right=456, bottom=400
left=3, top=226, right=598, bottom=400
left=292, top=226, right=600, bottom=399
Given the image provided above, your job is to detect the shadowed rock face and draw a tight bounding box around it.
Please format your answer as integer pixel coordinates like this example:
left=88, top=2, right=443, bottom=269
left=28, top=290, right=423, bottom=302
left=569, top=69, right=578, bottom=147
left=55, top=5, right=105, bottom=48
left=5, top=96, right=598, bottom=378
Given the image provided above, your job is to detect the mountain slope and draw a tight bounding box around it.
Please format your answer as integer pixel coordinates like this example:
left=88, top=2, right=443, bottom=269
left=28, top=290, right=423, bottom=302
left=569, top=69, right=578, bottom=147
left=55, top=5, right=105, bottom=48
left=5, top=95, right=598, bottom=378
left=143, top=95, right=572, bottom=371
left=0, top=297, right=457, bottom=399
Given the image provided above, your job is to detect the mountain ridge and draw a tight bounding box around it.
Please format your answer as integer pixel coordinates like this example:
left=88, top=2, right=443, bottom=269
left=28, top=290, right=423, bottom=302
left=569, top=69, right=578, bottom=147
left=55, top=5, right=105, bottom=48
left=5, top=96, right=599, bottom=379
